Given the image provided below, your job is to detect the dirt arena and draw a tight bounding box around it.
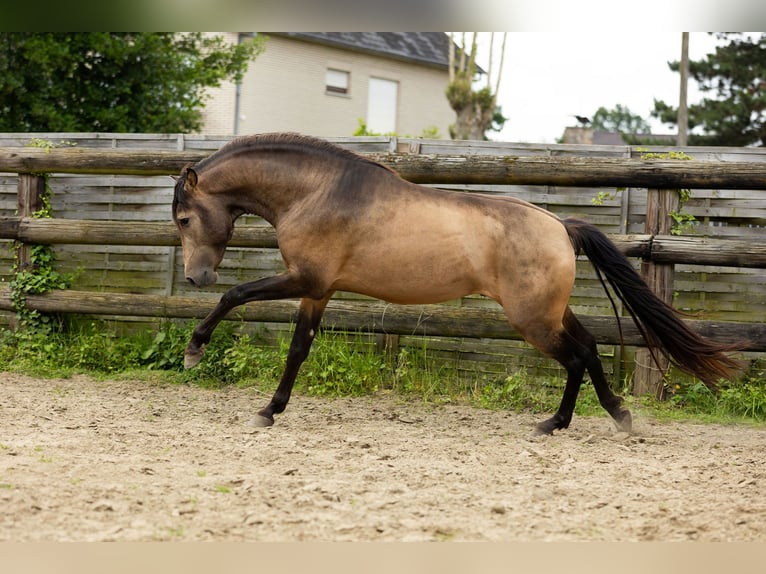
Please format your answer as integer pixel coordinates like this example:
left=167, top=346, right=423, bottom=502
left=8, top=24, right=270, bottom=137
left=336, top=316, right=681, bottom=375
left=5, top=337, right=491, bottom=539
left=1, top=372, right=764, bottom=541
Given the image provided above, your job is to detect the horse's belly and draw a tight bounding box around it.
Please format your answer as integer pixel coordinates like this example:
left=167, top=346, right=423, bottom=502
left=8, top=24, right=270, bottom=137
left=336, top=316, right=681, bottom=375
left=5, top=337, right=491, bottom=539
left=330, top=249, right=488, bottom=305
left=335, top=276, right=478, bottom=305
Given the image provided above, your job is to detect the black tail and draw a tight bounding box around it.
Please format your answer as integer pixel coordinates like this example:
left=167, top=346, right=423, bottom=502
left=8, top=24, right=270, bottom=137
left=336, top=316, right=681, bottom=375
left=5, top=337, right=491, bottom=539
left=562, top=218, right=745, bottom=387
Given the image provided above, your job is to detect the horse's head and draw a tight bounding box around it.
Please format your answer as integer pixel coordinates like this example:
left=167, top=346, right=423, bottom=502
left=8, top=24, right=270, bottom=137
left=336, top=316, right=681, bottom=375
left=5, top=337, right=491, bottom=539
left=172, top=164, right=234, bottom=288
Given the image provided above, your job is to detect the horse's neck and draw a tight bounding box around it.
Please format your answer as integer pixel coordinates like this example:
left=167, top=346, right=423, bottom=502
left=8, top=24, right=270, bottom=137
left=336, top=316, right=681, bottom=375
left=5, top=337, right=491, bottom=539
left=207, top=155, right=317, bottom=226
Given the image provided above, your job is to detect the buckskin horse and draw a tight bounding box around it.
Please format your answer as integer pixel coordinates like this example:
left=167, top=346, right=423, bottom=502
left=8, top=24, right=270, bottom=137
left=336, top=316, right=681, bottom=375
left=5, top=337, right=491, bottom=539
left=172, top=133, right=743, bottom=434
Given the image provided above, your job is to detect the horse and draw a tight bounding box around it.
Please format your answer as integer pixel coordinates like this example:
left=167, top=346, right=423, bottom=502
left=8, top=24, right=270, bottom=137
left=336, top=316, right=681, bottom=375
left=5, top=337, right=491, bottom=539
left=172, top=132, right=744, bottom=434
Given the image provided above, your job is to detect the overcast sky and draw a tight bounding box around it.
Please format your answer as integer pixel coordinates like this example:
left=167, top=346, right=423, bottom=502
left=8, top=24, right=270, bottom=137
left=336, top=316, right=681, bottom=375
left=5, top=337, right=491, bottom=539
left=472, top=32, right=725, bottom=144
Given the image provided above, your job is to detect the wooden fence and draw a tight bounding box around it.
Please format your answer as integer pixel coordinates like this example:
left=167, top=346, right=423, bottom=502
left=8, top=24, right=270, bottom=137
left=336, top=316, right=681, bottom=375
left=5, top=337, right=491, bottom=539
left=1, top=134, right=766, bottom=391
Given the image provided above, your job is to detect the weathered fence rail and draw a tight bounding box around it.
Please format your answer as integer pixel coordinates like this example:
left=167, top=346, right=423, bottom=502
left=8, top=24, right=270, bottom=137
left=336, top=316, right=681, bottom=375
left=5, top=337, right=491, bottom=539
left=2, top=146, right=766, bottom=188
left=0, top=287, right=763, bottom=351
left=0, top=217, right=279, bottom=248
left=3, top=217, right=766, bottom=268
left=2, top=138, right=766, bottom=390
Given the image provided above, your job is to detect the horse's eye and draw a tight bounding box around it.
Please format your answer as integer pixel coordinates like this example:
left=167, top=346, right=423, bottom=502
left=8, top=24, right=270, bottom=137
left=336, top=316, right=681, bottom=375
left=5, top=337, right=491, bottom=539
left=178, top=217, right=190, bottom=227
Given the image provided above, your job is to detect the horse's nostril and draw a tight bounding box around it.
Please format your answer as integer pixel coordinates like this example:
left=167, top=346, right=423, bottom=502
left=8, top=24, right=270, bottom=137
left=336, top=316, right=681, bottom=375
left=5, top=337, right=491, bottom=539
left=186, top=276, right=197, bottom=286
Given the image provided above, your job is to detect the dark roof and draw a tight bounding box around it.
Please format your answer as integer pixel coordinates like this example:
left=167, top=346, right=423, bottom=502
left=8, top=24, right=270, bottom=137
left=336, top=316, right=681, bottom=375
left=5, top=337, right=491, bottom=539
left=564, top=127, right=679, bottom=146
left=269, top=32, right=454, bottom=69
left=591, top=131, right=626, bottom=146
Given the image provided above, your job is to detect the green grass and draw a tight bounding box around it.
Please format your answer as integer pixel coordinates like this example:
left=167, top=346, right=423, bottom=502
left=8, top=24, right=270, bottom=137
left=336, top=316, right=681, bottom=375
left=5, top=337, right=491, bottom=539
left=0, top=316, right=764, bottom=426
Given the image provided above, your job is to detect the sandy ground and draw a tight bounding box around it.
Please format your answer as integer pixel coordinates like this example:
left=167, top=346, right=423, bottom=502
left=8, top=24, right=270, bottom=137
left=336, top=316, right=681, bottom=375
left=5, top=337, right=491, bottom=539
left=0, top=372, right=764, bottom=542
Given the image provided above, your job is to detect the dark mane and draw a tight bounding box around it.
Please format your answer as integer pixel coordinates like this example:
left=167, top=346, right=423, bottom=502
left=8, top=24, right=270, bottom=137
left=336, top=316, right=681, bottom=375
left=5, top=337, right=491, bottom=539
left=196, top=132, right=395, bottom=174
left=173, top=133, right=397, bottom=215
left=172, top=170, right=189, bottom=215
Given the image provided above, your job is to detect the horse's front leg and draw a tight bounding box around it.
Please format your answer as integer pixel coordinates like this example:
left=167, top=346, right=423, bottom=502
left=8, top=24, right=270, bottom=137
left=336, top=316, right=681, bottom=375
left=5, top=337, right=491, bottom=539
left=184, top=272, right=310, bottom=368
left=251, top=294, right=332, bottom=427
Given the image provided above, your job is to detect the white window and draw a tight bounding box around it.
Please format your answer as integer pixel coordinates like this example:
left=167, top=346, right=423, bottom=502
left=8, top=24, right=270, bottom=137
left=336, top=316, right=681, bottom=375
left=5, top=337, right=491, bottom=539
left=326, top=69, right=349, bottom=95
left=367, top=77, right=398, bottom=134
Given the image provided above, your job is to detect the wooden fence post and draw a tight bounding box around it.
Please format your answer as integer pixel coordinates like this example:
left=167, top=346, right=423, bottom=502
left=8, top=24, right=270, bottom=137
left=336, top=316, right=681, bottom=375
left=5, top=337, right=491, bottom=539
left=16, top=174, right=45, bottom=262
left=633, top=187, right=679, bottom=398
left=11, top=174, right=46, bottom=328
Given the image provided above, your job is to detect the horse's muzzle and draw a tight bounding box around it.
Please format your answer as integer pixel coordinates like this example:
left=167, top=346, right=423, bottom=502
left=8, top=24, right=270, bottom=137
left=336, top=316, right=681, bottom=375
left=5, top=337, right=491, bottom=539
left=186, top=269, right=218, bottom=288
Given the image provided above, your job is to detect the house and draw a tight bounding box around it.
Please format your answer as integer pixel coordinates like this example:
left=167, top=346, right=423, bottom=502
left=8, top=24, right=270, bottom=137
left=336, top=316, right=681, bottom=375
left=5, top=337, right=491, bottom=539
left=562, top=126, right=679, bottom=146
left=201, top=32, right=457, bottom=138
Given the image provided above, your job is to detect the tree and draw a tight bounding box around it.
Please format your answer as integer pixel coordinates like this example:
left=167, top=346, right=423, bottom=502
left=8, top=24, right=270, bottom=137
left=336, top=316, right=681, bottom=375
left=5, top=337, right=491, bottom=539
left=652, top=33, right=766, bottom=147
left=446, top=32, right=508, bottom=140
left=591, top=104, right=652, bottom=134
left=0, top=33, right=263, bottom=133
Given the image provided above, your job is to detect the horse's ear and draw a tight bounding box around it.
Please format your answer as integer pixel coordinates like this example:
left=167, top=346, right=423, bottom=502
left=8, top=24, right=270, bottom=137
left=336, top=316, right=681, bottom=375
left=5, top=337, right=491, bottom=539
left=184, top=167, right=199, bottom=193
left=173, top=163, right=194, bottom=184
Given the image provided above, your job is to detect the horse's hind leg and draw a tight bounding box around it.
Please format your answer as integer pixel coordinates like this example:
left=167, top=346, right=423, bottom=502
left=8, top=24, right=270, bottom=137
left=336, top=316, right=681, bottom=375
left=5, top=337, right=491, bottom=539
left=563, top=309, right=632, bottom=432
left=533, top=307, right=631, bottom=434
left=531, top=326, right=587, bottom=435
left=251, top=294, right=333, bottom=427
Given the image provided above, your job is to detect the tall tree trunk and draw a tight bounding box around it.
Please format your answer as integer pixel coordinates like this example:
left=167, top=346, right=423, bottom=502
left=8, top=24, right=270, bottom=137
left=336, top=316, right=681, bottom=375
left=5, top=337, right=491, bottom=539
left=446, top=32, right=506, bottom=141
left=677, top=32, right=690, bottom=146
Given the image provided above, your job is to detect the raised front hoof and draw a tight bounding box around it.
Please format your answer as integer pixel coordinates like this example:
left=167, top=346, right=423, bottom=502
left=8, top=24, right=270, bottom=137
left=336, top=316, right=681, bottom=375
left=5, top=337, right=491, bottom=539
left=248, top=413, right=275, bottom=428
left=183, top=350, right=204, bottom=370
left=613, top=409, right=633, bottom=433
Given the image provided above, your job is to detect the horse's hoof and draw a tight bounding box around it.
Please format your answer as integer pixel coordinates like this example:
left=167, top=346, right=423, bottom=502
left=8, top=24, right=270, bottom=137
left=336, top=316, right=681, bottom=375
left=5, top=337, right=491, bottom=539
left=248, top=414, right=274, bottom=428
left=614, top=409, right=633, bottom=433
left=533, top=421, right=555, bottom=436
left=534, top=413, right=569, bottom=436
left=184, top=351, right=203, bottom=369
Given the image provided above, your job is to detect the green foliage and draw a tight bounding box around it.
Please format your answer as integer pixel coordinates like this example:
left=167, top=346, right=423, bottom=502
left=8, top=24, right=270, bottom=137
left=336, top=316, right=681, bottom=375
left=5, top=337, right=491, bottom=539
left=667, top=211, right=697, bottom=235
left=446, top=76, right=507, bottom=140
left=353, top=119, right=395, bottom=137
left=0, top=319, right=229, bottom=380
left=591, top=104, right=652, bottom=134
left=591, top=188, right=624, bottom=206
left=221, top=333, right=283, bottom=387
left=389, top=345, right=456, bottom=400
left=135, top=321, right=254, bottom=386
left=476, top=369, right=604, bottom=416
left=9, top=245, right=72, bottom=334
left=9, top=155, right=73, bottom=333
left=140, top=327, right=189, bottom=371
left=0, top=33, right=263, bottom=132
left=0, top=322, right=140, bottom=376
left=666, top=373, right=766, bottom=422
left=489, top=105, right=509, bottom=134
left=478, top=370, right=549, bottom=412
left=353, top=118, right=441, bottom=139
left=652, top=33, right=766, bottom=147
left=592, top=150, right=696, bottom=235
left=302, top=333, right=387, bottom=396
left=638, top=149, right=694, bottom=163
left=639, top=149, right=696, bottom=235
left=0, top=318, right=763, bottom=425
left=445, top=72, right=474, bottom=110
left=445, top=33, right=508, bottom=141
left=26, top=137, right=77, bottom=152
